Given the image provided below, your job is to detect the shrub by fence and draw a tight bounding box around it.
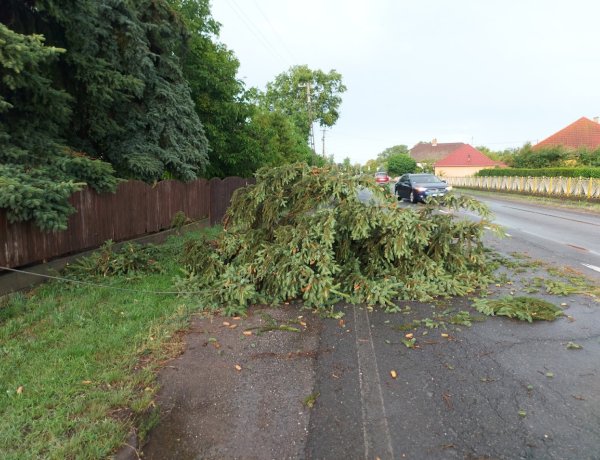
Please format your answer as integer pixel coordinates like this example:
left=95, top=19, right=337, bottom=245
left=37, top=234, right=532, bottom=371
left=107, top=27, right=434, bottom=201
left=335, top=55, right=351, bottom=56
left=0, top=177, right=252, bottom=269
left=447, top=176, right=600, bottom=199
left=476, top=167, right=600, bottom=178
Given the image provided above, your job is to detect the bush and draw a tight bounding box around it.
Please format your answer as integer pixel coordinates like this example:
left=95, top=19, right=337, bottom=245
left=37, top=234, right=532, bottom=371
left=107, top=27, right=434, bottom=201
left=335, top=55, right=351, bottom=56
left=177, top=163, right=496, bottom=315
left=476, top=167, right=600, bottom=178
left=387, top=154, right=417, bottom=176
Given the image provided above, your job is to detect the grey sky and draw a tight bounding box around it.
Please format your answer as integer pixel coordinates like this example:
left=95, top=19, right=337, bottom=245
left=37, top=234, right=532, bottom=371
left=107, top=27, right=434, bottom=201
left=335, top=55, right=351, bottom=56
left=211, top=0, right=600, bottom=165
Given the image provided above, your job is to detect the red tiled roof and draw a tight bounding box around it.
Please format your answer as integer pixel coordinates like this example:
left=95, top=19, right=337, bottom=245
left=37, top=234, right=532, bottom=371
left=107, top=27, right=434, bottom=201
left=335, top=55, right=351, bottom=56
left=534, top=117, right=600, bottom=150
left=434, top=144, right=506, bottom=167
left=409, top=142, right=466, bottom=162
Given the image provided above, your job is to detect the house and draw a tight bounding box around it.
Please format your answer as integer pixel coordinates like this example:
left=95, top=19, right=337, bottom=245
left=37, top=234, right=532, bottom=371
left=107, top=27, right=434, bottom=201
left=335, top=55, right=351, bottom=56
left=409, top=140, right=466, bottom=163
left=533, top=116, right=600, bottom=150
left=433, top=144, right=506, bottom=177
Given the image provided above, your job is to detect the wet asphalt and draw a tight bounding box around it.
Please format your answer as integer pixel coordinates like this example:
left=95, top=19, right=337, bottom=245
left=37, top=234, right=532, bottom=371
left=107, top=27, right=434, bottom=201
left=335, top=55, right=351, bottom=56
left=139, top=193, right=600, bottom=459
left=306, top=294, right=600, bottom=459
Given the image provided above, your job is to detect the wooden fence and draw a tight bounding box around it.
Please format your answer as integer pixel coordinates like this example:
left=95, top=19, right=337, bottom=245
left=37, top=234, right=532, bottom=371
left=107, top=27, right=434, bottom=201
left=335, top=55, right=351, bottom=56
left=0, top=176, right=253, bottom=269
left=447, top=176, right=600, bottom=199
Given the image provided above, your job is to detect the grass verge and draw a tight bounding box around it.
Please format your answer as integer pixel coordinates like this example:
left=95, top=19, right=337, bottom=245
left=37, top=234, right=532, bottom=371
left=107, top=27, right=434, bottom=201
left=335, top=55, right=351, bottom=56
left=457, top=188, right=600, bottom=214
left=0, top=228, right=219, bottom=459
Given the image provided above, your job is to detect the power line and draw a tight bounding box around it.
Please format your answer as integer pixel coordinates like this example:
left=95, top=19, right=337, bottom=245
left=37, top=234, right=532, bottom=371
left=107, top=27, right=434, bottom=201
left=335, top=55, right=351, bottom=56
left=0, top=266, right=203, bottom=295
left=251, top=0, right=297, bottom=63
left=225, top=0, right=290, bottom=68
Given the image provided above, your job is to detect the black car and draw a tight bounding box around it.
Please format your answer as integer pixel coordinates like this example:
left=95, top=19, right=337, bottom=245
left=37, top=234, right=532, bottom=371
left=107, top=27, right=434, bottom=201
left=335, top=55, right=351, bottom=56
left=394, top=173, right=452, bottom=203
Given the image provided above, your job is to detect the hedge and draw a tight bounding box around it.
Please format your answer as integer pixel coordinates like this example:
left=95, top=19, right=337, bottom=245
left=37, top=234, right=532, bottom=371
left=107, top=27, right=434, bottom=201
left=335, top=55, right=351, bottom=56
left=476, top=167, right=600, bottom=179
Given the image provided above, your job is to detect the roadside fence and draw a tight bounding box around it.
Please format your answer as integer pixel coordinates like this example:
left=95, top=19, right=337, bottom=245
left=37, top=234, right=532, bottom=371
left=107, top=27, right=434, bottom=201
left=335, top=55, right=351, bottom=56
left=447, top=176, right=600, bottom=199
left=0, top=176, right=253, bottom=269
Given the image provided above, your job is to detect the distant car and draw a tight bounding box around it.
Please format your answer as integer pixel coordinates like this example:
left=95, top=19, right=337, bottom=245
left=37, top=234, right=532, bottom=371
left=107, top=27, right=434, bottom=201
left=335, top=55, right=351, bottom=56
left=394, top=173, right=452, bottom=203
left=374, top=171, right=390, bottom=185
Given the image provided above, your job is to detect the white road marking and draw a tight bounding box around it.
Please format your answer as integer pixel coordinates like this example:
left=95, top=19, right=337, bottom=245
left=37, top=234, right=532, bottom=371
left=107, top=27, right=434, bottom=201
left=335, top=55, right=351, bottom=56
left=505, top=233, right=512, bottom=237
left=353, top=305, right=395, bottom=459
left=582, top=263, right=600, bottom=274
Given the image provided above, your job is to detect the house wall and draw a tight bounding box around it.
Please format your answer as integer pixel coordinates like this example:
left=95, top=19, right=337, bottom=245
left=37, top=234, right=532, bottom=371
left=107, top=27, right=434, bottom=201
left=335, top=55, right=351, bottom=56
left=434, top=166, right=487, bottom=177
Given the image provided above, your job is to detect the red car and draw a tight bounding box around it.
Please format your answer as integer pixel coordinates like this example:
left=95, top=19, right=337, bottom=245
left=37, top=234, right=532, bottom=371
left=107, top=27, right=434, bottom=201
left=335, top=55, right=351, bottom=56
left=374, top=171, right=390, bottom=185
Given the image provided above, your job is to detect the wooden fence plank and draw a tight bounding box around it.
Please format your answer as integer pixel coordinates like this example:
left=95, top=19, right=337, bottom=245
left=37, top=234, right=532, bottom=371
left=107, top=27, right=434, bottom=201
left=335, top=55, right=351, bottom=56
left=0, top=177, right=245, bottom=269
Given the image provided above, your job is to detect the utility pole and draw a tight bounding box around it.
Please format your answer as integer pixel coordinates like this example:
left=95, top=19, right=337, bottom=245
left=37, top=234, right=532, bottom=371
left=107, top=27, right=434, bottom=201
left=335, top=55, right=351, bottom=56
left=298, top=82, right=315, bottom=152
left=321, top=128, right=327, bottom=158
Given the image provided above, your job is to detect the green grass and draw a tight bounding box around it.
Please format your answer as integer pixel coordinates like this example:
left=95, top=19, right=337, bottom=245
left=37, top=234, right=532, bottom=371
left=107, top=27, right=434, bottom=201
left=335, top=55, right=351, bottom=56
left=458, top=188, right=600, bottom=214
left=0, top=228, right=219, bottom=459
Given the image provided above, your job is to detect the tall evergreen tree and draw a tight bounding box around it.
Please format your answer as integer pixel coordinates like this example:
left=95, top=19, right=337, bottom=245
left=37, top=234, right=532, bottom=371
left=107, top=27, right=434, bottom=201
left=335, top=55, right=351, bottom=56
left=0, top=21, right=116, bottom=230
left=0, top=0, right=210, bottom=228
left=1, top=0, right=209, bottom=181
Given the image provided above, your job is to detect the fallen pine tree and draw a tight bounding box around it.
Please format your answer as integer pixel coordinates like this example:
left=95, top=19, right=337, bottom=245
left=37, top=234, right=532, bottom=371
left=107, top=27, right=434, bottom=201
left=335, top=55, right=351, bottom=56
left=177, top=163, right=497, bottom=315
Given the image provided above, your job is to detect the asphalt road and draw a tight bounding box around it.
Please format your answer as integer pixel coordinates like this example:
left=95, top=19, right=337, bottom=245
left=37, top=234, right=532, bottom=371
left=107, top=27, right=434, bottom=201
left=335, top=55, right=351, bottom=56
left=139, top=190, right=600, bottom=460
left=459, top=192, right=600, bottom=283
left=305, top=191, right=600, bottom=459
left=306, top=290, right=600, bottom=459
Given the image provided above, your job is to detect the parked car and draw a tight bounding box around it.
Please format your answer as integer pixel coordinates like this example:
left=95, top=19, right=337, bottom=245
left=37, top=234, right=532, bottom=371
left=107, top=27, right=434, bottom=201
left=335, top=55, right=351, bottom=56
left=394, top=173, right=452, bottom=203
left=374, top=171, right=390, bottom=185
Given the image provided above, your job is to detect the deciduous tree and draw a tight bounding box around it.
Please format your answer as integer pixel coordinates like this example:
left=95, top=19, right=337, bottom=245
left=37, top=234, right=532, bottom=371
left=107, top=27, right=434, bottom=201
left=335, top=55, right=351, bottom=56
left=258, top=65, right=347, bottom=140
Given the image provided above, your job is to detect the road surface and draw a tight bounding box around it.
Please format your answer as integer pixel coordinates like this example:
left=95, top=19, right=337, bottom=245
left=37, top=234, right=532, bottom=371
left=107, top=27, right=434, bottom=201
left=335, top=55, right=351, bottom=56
left=140, top=191, right=600, bottom=460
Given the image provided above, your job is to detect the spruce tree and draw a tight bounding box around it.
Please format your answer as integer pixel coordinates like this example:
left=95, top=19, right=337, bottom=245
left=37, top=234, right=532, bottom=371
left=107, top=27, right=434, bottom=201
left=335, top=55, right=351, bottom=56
left=0, top=22, right=116, bottom=230
left=0, top=0, right=210, bottom=229
left=178, top=163, right=495, bottom=316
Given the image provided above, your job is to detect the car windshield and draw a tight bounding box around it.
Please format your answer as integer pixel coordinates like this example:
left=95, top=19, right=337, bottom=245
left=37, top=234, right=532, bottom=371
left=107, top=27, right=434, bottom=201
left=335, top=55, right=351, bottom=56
left=375, top=172, right=387, bottom=176
left=410, top=174, right=442, bottom=183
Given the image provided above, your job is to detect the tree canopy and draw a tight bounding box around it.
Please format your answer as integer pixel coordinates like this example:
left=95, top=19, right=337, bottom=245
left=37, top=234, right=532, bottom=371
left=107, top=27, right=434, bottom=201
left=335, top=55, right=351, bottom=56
left=258, top=65, right=347, bottom=140
left=0, top=1, right=347, bottom=229
left=377, top=145, right=409, bottom=162
left=387, top=154, right=417, bottom=176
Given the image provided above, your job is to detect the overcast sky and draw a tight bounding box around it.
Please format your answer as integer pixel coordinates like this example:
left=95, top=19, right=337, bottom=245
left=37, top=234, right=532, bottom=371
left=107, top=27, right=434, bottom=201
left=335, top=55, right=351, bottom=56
left=211, top=0, right=600, bottom=165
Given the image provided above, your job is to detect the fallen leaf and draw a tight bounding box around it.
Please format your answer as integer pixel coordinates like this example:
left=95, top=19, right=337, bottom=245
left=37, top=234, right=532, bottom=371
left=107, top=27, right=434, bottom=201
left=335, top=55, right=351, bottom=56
left=405, top=333, right=414, bottom=339
left=16, top=386, right=23, bottom=395
left=243, top=330, right=253, bottom=336
left=303, top=392, right=319, bottom=408
left=234, top=364, right=242, bottom=371
left=229, top=324, right=238, bottom=329
left=545, top=372, right=554, bottom=378
left=81, top=380, right=92, bottom=385
left=566, top=342, right=583, bottom=350
left=222, top=321, right=231, bottom=326
left=390, top=370, right=398, bottom=379
left=518, top=410, right=527, bottom=417
left=441, top=333, right=449, bottom=338
left=300, top=321, right=307, bottom=327
left=442, top=391, right=453, bottom=409
left=572, top=394, right=585, bottom=400
left=232, top=316, right=241, bottom=320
